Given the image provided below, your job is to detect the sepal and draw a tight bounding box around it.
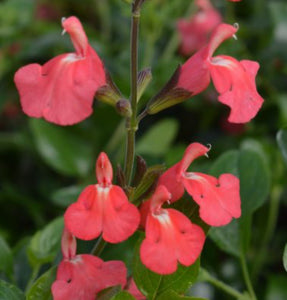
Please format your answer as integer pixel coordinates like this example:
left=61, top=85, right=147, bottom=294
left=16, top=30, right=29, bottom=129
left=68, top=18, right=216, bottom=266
left=137, top=68, right=152, bottom=102
left=96, top=70, right=123, bottom=106
left=146, top=66, right=192, bottom=114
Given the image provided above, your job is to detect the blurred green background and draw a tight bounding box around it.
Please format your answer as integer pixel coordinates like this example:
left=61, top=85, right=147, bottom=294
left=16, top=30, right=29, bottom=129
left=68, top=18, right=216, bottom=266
left=0, top=0, right=286, bottom=299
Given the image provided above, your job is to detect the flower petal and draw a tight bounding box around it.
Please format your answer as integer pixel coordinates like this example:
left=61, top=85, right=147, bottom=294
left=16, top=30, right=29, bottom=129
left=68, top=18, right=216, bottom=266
left=64, top=185, right=103, bottom=240
left=209, top=55, right=264, bottom=123
left=52, top=254, right=127, bottom=300
left=140, top=208, right=205, bottom=274
left=102, top=185, right=140, bottom=243
left=183, top=172, right=241, bottom=226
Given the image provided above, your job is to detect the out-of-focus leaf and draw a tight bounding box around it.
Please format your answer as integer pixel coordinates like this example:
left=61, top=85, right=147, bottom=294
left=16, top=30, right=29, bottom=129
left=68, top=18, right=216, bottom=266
left=133, top=237, right=200, bottom=298
left=277, top=129, right=287, bottom=166
left=30, top=119, right=93, bottom=177
left=209, top=220, right=240, bottom=257
left=51, top=185, right=84, bottom=207
left=266, top=275, right=287, bottom=300
left=0, top=236, right=13, bottom=278
left=111, top=291, right=136, bottom=300
left=27, top=217, right=63, bottom=267
left=283, top=243, right=287, bottom=272
left=157, top=290, right=206, bottom=300
left=13, top=237, right=32, bottom=291
left=0, top=280, right=24, bottom=300
left=137, top=119, right=179, bottom=156
left=26, top=266, right=56, bottom=300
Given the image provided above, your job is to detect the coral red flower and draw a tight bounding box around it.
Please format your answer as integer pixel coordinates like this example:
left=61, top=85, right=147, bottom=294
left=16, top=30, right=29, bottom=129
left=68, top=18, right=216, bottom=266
left=177, top=0, right=222, bottom=55
left=64, top=152, right=140, bottom=243
left=14, top=16, right=106, bottom=125
left=177, top=23, right=264, bottom=123
left=52, top=229, right=127, bottom=300
left=140, top=185, right=205, bottom=274
left=158, top=143, right=241, bottom=226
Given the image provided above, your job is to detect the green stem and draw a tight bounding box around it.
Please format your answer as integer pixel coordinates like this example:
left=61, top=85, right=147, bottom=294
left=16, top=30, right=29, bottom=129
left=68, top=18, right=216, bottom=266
left=91, top=236, right=106, bottom=257
left=25, top=264, right=40, bottom=292
left=201, top=268, right=248, bottom=299
left=124, top=0, right=141, bottom=185
left=240, top=248, right=257, bottom=300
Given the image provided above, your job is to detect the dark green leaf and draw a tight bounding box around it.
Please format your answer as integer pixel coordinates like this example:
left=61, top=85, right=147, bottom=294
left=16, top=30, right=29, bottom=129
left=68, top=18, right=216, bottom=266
left=30, top=119, right=93, bottom=177
left=27, top=217, right=63, bottom=267
left=277, top=129, right=287, bottom=166
left=133, top=237, right=200, bottom=298
left=266, top=275, right=287, bottom=300
left=157, top=290, right=206, bottom=300
left=0, top=280, right=24, bottom=300
left=283, top=243, right=287, bottom=272
left=111, top=291, right=136, bottom=300
left=209, top=220, right=240, bottom=257
left=239, top=149, right=270, bottom=215
left=26, top=267, right=56, bottom=300
left=137, top=119, right=179, bottom=156
left=0, top=236, right=13, bottom=278
left=209, top=150, right=239, bottom=177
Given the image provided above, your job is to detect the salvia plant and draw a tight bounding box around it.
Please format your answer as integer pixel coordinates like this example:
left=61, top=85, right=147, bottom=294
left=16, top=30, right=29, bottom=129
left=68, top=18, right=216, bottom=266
left=0, top=0, right=287, bottom=299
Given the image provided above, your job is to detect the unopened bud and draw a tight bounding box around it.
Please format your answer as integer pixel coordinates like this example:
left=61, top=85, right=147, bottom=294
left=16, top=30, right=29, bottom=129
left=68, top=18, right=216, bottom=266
left=116, top=99, right=132, bottom=117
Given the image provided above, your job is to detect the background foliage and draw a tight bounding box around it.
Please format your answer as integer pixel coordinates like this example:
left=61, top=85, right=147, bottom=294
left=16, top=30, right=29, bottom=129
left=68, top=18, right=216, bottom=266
left=0, top=0, right=286, bottom=299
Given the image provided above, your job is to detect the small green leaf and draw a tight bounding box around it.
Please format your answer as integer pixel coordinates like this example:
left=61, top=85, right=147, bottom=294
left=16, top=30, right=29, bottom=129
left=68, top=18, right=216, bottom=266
left=133, top=237, right=200, bottom=298
left=283, top=243, right=287, bottom=272
left=157, top=290, right=206, bottom=300
left=30, top=119, right=93, bottom=177
left=137, top=119, right=179, bottom=156
left=26, top=267, right=57, bottom=300
left=0, top=280, right=24, bottom=300
left=0, top=236, right=13, bottom=278
left=27, top=217, right=63, bottom=267
left=277, top=129, right=287, bottom=166
left=111, top=291, right=136, bottom=300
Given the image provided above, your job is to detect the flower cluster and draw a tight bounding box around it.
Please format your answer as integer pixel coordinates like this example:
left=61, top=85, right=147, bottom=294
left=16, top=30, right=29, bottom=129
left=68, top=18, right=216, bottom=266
left=13, top=4, right=259, bottom=297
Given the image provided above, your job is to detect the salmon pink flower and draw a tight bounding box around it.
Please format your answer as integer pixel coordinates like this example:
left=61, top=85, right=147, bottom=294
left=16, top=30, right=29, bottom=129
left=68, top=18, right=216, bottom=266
left=177, top=0, right=222, bottom=55
left=177, top=23, right=264, bottom=123
left=158, top=143, right=241, bottom=226
left=140, top=185, right=205, bottom=274
left=14, top=16, right=106, bottom=125
left=125, top=278, right=146, bottom=300
left=52, top=229, right=127, bottom=300
left=64, top=152, right=140, bottom=243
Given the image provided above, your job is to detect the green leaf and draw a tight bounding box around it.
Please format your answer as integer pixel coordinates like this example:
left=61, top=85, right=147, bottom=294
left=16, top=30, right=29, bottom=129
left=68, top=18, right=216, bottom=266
left=209, top=148, right=270, bottom=255
left=111, top=291, right=136, bottom=300
left=283, top=243, right=287, bottom=272
left=0, top=280, right=25, bottom=300
left=137, top=119, right=179, bottom=156
left=133, top=237, right=200, bottom=298
left=209, top=220, right=240, bottom=257
left=157, top=290, right=206, bottom=300
left=30, top=119, right=93, bottom=177
left=0, top=236, right=13, bottom=278
left=277, top=129, right=287, bottom=166
left=27, top=217, right=63, bottom=267
left=26, top=267, right=56, bottom=300
left=266, top=275, right=287, bottom=300
left=51, top=185, right=84, bottom=207
left=238, top=149, right=270, bottom=215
